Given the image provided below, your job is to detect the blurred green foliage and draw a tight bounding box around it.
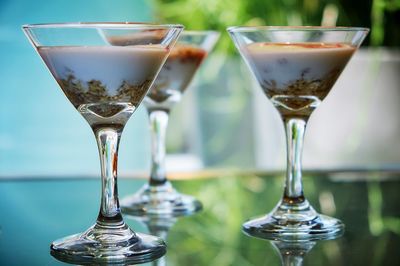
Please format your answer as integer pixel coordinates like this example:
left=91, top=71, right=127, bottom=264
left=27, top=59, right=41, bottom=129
left=370, top=0, right=400, bottom=45
left=153, top=0, right=400, bottom=52
left=142, top=171, right=400, bottom=266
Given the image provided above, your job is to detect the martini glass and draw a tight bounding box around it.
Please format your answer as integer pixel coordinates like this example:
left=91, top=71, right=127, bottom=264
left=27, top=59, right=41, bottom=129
left=23, top=22, right=183, bottom=264
left=121, top=31, right=219, bottom=216
left=228, top=26, right=368, bottom=240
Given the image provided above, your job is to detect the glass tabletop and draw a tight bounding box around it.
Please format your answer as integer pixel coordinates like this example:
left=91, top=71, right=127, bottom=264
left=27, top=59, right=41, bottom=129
left=0, top=170, right=399, bottom=265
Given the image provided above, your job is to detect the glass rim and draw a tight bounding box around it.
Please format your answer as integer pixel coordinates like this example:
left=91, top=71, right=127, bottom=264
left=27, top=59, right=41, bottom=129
left=22, top=22, right=184, bottom=30
left=227, top=25, right=370, bottom=33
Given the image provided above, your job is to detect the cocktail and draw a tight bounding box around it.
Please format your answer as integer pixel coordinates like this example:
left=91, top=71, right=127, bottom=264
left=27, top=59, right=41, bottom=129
left=23, top=22, right=183, bottom=264
left=228, top=26, right=368, bottom=240
left=121, top=31, right=219, bottom=216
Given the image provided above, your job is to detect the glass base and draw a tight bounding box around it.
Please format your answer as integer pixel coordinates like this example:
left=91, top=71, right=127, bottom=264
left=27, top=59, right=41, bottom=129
left=243, top=199, right=344, bottom=241
left=50, top=222, right=166, bottom=264
left=121, top=182, right=202, bottom=217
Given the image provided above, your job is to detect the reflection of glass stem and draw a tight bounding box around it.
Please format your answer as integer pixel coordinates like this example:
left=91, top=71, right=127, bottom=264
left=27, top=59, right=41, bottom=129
left=149, top=110, right=169, bottom=186
left=145, top=217, right=177, bottom=266
left=153, top=255, right=167, bottom=266
left=272, top=241, right=316, bottom=266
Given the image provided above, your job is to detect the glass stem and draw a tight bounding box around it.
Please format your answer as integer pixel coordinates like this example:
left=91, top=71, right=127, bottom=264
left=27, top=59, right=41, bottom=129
left=148, top=110, right=169, bottom=186
left=283, top=118, right=307, bottom=203
left=94, top=127, right=124, bottom=226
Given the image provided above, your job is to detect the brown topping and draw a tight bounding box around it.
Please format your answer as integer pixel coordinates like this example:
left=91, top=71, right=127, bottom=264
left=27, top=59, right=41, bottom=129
left=261, top=68, right=342, bottom=119
left=168, top=44, right=207, bottom=65
left=58, top=75, right=151, bottom=117
left=106, top=29, right=167, bottom=46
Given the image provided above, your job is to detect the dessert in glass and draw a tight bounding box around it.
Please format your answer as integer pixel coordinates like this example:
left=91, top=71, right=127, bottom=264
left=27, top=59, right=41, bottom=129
left=23, top=22, right=183, bottom=264
left=228, top=26, right=368, bottom=240
left=121, top=31, right=219, bottom=216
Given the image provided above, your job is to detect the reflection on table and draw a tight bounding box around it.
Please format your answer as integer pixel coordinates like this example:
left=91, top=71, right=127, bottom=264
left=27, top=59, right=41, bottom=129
left=0, top=169, right=399, bottom=265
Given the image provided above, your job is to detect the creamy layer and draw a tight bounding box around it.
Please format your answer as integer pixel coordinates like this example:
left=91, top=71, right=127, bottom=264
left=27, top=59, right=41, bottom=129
left=245, top=42, right=356, bottom=118
left=38, top=45, right=169, bottom=109
left=246, top=42, right=355, bottom=90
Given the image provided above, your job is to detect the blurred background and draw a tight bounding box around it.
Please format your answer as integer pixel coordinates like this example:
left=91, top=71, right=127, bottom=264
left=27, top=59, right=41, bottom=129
left=0, top=0, right=399, bottom=177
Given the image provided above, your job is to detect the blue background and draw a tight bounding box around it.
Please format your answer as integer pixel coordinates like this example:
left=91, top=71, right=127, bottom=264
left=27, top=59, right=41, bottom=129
left=0, top=0, right=155, bottom=176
